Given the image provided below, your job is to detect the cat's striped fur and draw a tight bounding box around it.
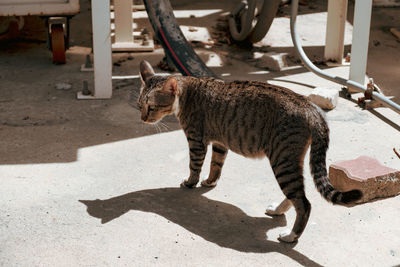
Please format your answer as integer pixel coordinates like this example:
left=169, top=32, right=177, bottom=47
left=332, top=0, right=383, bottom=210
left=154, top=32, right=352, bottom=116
left=136, top=60, right=362, bottom=243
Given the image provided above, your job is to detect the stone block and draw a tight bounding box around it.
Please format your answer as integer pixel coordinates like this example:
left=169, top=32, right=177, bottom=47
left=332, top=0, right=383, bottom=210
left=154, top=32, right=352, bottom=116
left=254, top=52, right=288, bottom=71
left=329, top=156, right=400, bottom=203
left=307, top=87, right=338, bottom=110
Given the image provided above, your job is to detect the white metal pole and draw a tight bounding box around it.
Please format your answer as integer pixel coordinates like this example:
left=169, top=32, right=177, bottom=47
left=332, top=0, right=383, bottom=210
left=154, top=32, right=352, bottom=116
left=324, top=0, right=348, bottom=63
left=114, top=0, right=134, bottom=45
left=78, top=0, right=113, bottom=99
left=349, top=0, right=372, bottom=86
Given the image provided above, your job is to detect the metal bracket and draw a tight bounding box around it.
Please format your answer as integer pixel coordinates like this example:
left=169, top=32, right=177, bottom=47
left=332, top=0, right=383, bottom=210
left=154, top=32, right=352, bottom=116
left=357, top=79, right=385, bottom=109
left=45, top=16, right=69, bottom=50
left=110, top=0, right=154, bottom=51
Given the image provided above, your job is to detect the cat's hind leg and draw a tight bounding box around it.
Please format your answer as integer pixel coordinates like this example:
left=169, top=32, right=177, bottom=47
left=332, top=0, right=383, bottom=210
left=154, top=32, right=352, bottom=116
left=201, top=144, right=228, bottom=187
left=265, top=198, right=292, bottom=216
left=278, top=195, right=310, bottom=243
left=270, top=156, right=311, bottom=242
left=273, top=165, right=311, bottom=243
left=267, top=132, right=312, bottom=243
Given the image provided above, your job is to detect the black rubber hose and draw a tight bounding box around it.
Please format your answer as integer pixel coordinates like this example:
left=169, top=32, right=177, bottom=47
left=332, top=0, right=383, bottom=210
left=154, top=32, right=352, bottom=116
left=247, top=0, right=281, bottom=43
left=143, top=0, right=217, bottom=78
left=228, top=0, right=280, bottom=44
left=228, top=0, right=257, bottom=41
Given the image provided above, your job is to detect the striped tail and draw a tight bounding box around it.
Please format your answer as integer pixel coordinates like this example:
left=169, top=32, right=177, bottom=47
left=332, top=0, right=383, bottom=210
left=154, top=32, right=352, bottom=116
left=310, top=125, right=362, bottom=205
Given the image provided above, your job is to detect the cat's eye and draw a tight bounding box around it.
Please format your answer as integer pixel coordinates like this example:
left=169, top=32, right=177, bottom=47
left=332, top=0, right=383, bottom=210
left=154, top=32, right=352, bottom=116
left=146, top=106, right=155, bottom=116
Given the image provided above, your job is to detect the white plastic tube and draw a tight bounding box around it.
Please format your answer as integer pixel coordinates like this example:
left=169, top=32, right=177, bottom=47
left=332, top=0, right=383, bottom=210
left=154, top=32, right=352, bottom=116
left=290, top=0, right=400, bottom=114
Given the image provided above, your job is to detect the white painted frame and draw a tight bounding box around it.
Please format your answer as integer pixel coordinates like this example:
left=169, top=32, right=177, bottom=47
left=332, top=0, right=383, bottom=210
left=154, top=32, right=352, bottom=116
left=77, top=0, right=112, bottom=99
left=78, top=0, right=155, bottom=99
left=349, top=0, right=372, bottom=85
left=325, top=0, right=373, bottom=86
left=324, top=0, right=348, bottom=63
left=110, top=0, right=154, bottom=51
left=0, top=0, right=79, bottom=16
left=112, top=0, right=134, bottom=49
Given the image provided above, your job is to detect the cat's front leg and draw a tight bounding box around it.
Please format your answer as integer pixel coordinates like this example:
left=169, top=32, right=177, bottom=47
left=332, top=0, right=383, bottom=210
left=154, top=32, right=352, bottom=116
left=181, top=138, right=207, bottom=188
left=201, top=143, right=228, bottom=187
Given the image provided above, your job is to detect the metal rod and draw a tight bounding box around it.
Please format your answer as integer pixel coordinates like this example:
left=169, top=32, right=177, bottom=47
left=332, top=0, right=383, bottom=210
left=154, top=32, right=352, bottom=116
left=290, top=0, right=400, bottom=114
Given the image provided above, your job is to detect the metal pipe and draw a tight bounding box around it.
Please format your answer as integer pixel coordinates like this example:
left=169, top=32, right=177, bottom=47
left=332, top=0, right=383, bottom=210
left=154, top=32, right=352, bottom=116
left=290, top=0, right=400, bottom=114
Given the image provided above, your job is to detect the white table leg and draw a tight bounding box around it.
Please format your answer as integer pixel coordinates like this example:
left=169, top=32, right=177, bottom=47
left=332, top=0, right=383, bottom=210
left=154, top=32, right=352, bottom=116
left=78, top=0, right=112, bottom=99
left=324, top=0, right=348, bottom=63
left=349, top=0, right=372, bottom=86
left=113, top=0, right=134, bottom=48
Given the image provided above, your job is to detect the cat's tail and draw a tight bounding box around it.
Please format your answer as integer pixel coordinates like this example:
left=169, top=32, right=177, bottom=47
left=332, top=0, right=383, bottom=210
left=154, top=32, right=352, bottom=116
left=310, top=121, right=362, bottom=206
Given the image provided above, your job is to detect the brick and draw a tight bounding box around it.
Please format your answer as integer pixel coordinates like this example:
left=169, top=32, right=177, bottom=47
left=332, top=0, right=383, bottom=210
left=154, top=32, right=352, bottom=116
left=329, top=156, right=400, bottom=203
left=307, top=87, right=338, bottom=110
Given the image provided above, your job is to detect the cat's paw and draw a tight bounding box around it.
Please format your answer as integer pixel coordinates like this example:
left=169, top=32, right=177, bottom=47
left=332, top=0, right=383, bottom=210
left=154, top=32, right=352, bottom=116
left=265, top=203, right=284, bottom=216
left=201, top=179, right=217, bottom=187
left=277, top=229, right=298, bottom=243
left=180, top=179, right=197, bottom=188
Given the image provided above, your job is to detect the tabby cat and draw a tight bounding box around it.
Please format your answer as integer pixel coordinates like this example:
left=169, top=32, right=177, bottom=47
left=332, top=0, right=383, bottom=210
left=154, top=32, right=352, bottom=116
left=135, top=60, right=362, bottom=243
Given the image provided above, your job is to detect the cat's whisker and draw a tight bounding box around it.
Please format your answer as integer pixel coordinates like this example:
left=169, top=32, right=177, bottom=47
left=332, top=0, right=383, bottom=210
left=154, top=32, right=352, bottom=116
left=162, top=123, right=170, bottom=132
left=152, top=124, right=157, bottom=133
left=163, top=122, right=171, bottom=130
left=154, top=123, right=161, bottom=134
left=158, top=121, right=170, bottom=132
left=155, top=123, right=163, bottom=133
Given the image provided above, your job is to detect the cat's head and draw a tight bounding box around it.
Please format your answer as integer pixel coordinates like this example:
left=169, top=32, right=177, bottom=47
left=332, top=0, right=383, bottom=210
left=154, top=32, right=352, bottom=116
left=137, top=60, right=179, bottom=124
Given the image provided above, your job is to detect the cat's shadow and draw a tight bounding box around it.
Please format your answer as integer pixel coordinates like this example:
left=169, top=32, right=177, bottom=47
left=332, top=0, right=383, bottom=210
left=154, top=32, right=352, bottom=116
left=80, top=187, right=322, bottom=267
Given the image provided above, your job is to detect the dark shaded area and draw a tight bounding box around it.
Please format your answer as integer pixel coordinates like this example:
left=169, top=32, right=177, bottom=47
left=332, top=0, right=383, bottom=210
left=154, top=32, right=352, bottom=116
left=80, top=186, right=323, bottom=267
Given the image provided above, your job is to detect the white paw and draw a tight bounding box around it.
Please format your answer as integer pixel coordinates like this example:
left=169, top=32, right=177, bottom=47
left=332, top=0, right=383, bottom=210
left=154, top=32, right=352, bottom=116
left=265, top=202, right=281, bottom=216
left=201, top=180, right=217, bottom=187
left=277, top=229, right=298, bottom=243
left=180, top=180, right=197, bottom=188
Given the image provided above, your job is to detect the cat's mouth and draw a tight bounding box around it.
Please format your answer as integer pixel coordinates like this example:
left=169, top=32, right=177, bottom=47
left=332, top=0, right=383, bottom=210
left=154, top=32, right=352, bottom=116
left=142, top=119, right=158, bottom=124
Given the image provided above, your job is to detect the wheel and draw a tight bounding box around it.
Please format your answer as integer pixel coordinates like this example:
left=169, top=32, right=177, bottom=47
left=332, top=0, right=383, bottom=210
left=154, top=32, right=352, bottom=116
left=0, top=16, right=24, bottom=40
left=51, top=24, right=66, bottom=64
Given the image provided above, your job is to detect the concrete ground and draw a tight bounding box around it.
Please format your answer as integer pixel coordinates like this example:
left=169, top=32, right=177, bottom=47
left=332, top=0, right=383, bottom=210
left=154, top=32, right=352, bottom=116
left=1, top=0, right=400, bottom=266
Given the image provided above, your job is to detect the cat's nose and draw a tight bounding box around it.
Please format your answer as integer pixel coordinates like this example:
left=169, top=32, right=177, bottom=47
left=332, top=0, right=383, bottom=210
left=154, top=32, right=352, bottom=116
left=141, top=110, right=148, bottom=122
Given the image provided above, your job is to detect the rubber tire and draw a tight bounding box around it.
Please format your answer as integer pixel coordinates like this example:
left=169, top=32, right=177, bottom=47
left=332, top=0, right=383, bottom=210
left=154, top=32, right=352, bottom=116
left=51, top=24, right=66, bottom=64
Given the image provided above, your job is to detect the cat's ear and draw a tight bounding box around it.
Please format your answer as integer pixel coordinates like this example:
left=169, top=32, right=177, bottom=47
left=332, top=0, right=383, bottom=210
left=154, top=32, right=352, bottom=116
left=163, top=77, right=178, bottom=95
left=139, top=60, right=155, bottom=85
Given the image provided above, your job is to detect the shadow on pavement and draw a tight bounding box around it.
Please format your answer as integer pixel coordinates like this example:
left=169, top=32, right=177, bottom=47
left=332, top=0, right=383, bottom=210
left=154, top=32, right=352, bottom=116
left=80, top=186, right=323, bottom=267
